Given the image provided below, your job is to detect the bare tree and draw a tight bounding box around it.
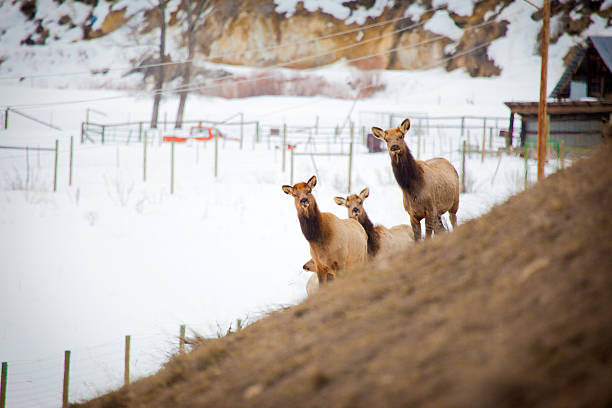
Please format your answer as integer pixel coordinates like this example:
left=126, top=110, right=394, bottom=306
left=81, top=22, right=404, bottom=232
left=151, top=0, right=170, bottom=129
left=175, top=0, right=211, bottom=129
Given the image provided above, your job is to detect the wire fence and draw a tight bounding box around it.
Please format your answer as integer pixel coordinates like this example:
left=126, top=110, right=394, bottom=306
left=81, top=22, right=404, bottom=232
left=1, top=110, right=580, bottom=199
left=0, top=322, right=248, bottom=408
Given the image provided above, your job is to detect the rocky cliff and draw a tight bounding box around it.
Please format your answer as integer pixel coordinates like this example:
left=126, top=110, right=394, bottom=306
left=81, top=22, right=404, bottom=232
left=3, top=0, right=612, bottom=97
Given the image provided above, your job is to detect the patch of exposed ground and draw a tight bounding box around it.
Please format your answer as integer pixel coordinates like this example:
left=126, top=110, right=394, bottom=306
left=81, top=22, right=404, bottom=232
left=76, top=145, right=612, bottom=408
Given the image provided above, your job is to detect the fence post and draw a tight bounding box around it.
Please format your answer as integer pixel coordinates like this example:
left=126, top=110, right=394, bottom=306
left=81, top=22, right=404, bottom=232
left=1, top=362, right=7, bottom=408
left=180, top=324, right=186, bottom=353
left=559, top=140, right=565, bottom=169
left=481, top=118, right=486, bottom=163
left=282, top=123, right=287, bottom=172
left=124, top=335, right=131, bottom=386
left=62, top=350, right=71, bottom=408
left=240, top=113, right=244, bottom=150
left=53, top=139, right=59, bottom=192
left=80, top=122, right=85, bottom=144
left=524, top=143, right=529, bottom=190
left=290, top=147, right=294, bottom=185
left=143, top=132, right=148, bottom=182
left=101, top=126, right=105, bottom=144
left=348, top=122, right=354, bottom=193
left=214, top=129, right=219, bottom=178
left=315, top=116, right=319, bottom=136
left=256, top=121, right=260, bottom=143
left=26, top=146, right=30, bottom=188
left=170, top=142, right=175, bottom=194
left=138, top=122, right=143, bottom=143
left=461, top=140, right=466, bottom=193
left=417, top=120, right=422, bottom=159
left=69, top=136, right=74, bottom=186
left=489, top=127, right=493, bottom=150
left=460, top=116, right=464, bottom=138
left=467, top=130, right=471, bottom=159
left=3, top=108, right=7, bottom=130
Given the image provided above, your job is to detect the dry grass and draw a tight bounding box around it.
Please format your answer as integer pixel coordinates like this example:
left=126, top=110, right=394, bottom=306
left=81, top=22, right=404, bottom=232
left=75, top=145, right=612, bottom=408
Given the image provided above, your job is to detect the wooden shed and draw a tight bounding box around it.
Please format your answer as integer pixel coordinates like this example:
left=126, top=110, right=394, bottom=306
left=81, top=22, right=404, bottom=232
left=504, top=36, right=612, bottom=149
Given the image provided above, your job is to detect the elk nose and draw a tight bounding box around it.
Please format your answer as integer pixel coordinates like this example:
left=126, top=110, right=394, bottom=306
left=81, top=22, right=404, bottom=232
left=390, top=145, right=400, bottom=151
left=300, top=198, right=308, bottom=205
left=352, top=207, right=359, bottom=214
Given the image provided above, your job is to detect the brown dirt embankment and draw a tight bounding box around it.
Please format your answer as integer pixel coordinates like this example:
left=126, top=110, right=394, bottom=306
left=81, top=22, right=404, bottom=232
left=76, top=146, right=612, bottom=408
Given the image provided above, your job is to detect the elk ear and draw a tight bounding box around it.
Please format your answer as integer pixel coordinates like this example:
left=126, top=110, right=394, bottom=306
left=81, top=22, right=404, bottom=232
left=303, top=259, right=315, bottom=272
left=359, top=187, right=370, bottom=200
left=333, top=197, right=347, bottom=206
left=282, top=185, right=293, bottom=195
left=399, top=118, right=411, bottom=135
left=307, top=175, right=317, bottom=189
left=371, top=127, right=385, bottom=140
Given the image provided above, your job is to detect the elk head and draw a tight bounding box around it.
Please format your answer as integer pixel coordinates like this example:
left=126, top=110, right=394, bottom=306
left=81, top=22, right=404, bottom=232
left=334, top=187, right=369, bottom=222
left=371, top=118, right=411, bottom=161
left=282, top=175, right=318, bottom=214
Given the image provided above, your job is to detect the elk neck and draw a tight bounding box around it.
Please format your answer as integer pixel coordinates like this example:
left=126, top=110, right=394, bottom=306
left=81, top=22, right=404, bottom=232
left=298, top=200, right=324, bottom=243
left=359, top=212, right=380, bottom=257
left=391, top=147, right=424, bottom=195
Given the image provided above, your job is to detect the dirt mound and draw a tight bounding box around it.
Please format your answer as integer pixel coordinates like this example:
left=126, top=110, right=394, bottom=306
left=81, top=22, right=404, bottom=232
left=77, top=146, right=612, bottom=408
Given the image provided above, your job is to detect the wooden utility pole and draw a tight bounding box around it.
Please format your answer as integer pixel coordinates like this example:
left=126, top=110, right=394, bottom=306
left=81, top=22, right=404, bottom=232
left=537, top=0, right=550, bottom=180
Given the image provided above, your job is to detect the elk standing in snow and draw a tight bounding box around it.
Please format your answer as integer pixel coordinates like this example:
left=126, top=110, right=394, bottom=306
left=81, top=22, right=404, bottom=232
left=372, top=118, right=459, bottom=240
left=282, top=175, right=367, bottom=283
left=334, top=187, right=413, bottom=261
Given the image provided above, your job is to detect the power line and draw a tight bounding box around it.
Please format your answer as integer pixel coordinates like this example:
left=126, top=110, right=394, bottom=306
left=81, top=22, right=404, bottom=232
left=3, top=10, right=513, bottom=111
left=0, top=6, right=436, bottom=82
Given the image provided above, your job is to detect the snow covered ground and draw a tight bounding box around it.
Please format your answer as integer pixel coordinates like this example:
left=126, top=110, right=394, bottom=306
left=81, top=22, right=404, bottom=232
left=0, top=84, right=561, bottom=407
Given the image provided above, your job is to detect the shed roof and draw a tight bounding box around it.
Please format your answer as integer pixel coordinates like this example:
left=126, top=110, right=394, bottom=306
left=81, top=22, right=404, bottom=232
left=504, top=100, right=612, bottom=116
left=550, top=36, right=612, bottom=99
left=591, top=36, right=612, bottom=72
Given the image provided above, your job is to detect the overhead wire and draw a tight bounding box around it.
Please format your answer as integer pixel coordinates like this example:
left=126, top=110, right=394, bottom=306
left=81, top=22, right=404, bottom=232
left=0, top=5, right=436, bottom=82
left=0, top=14, right=431, bottom=109
left=3, top=10, right=513, bottom=111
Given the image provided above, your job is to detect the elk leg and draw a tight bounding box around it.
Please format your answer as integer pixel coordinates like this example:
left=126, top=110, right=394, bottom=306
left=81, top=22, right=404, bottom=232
left=449, top=202, right=458, bottom=230
left=316, top=264, right=329, bottom=284
left=425, top=215, right=434, bottom=239
left=449, top=212, right=458, bottom=230
left=411, top=215, right=422, bottom=241
left=435, top=214, right=446, bottom=234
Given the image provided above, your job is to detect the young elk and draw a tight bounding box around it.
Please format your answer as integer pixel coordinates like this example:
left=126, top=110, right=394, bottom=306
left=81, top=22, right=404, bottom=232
left=302, top=259, right=318, bottom=296
left=282, top=175, right=367, bottom=284
left=334, top=188, right=413, bottom=261
left=372, top=118, right=459, bottom=240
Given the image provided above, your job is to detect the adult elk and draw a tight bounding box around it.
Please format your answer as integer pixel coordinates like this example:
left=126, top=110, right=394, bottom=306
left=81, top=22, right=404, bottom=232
left=334, top=187, right=413, bottom=260
left=372, top=118, right=459, bottom=240
left=282, top=176, right=367, bottom=283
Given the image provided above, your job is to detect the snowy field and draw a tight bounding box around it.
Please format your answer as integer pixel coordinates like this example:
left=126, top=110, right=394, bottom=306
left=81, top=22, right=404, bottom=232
left=0, top=84, right=563, bottom=407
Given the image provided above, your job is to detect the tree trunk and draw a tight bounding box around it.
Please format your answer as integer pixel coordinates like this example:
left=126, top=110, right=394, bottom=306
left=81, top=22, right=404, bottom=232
left=175, top=0, right=209, bottom=129
left=151, top=0, right=167, bottom=129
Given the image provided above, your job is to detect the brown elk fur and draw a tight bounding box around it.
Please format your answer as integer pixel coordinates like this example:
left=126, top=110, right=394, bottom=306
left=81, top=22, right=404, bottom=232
left=334, top=187, right=413, bottom=261
left=283, top=176, right=367, bottom=283
left=372, top=118, right=460, bottom=240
